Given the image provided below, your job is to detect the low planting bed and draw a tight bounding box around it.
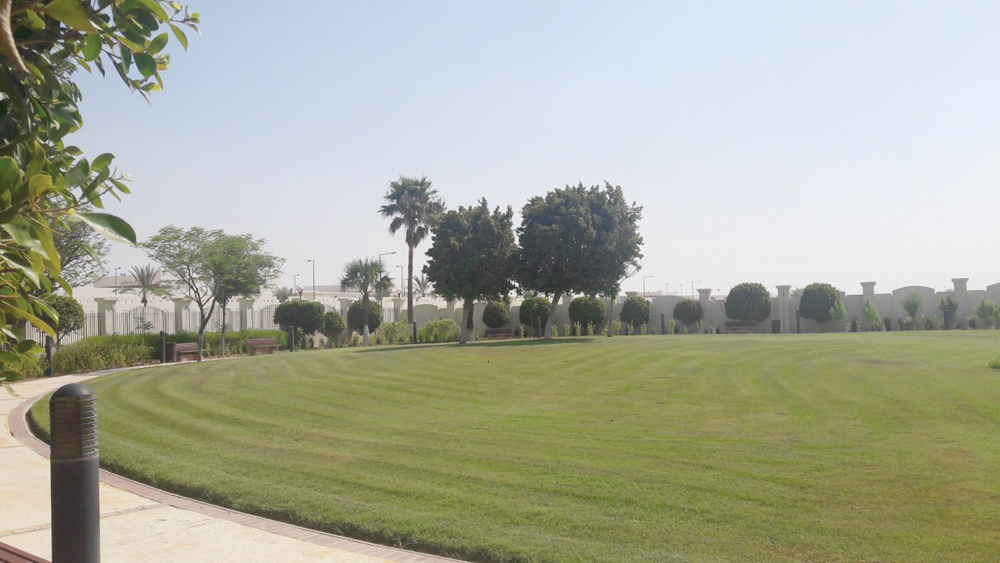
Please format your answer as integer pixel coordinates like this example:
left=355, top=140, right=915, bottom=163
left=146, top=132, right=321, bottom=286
left=29, top=333, right=1000, bottom=562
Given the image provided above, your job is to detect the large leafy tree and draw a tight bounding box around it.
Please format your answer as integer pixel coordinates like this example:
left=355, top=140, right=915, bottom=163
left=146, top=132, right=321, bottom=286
left=143, top=226, right=282, bottom=359
left=0, top=1, right=197, bottom=375
left=516, top=182, right=643, bottom=339
left=424, top=199, right=516, bottom=344
left=339, top=258, right=392, bottom=346
left=379, top=175, right=445, bottom=343
left=50, top=210, right=109, bottom=287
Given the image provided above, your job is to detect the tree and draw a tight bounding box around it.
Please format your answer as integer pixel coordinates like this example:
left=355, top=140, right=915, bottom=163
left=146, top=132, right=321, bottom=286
left=50, top=211, right=110, bottom=288
left=0, top=1, right=198, bottom=374
left=620, top=296, right=651, bottom=332
left=568, top=296, right=606, bottom=334
left=482, top=301, right=510, bottom=329
left=413, top=274, right=432, bottom=297
left=901, top=293, right=923, bottom=330
left=790, top=287, right=804, bottom=297
left=976, top=299, right=998, bottom=329
left=424, top=199, right=516, bottom=343
left=347, top=300, right=383, bottom=334
left=938, top=295, right=958, bottom=330
left=516, top=182, right=643, bottom=339
left=274, top=300, right=325, bottom=335
left=725, top=283, right=771, bottom=322
left=143, top=227, right=282, bottom=360
left=121, top=264, right=165, bottom=306
left=39, top=295, right=84, bottom=349
left=799, top=283, right=841, bottom=324
left=672, top=299, right=703, bottom=328
left=379, top=176, right=445, bottom=343
left=322, top=310, right=345, bottom=341
left=519, top=295, right=551, bottom=337
left=339, top=258, right=392, bottom=345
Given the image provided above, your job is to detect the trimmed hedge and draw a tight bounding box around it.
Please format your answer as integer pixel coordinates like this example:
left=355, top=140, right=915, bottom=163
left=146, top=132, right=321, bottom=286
left=673, top=299, right=703, bottom=327
left=482, top=301, right=510, bottom=329
left=725, top=283, right=771, bottom=322
left=799, top=283, right=841, bottom=324
left=620, top=296, right=651, bottom=331
left=569, top=296, right=606, bottom=334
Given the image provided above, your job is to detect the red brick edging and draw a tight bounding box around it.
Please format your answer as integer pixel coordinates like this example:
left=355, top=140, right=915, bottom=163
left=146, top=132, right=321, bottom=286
left=9, top=388, right=468, bottom=563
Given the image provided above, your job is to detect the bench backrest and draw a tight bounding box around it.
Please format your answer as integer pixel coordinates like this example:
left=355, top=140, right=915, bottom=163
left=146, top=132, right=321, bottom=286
left=247, top=338, right=278, bottom=346
left=174, top=342, right=199, bottom=352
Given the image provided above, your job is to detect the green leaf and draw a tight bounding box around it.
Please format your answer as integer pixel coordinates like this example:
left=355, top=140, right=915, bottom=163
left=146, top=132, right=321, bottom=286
left=83, top=34, right=102, bottom=61
left=134, top=53, right=156, bottom=78
left=1, top=223, right=39, bottom=249
left=91, top=153, right=114, bottom=171
left=147, top=32, right=169, bottom=54
left=75, top=212, right=137, bottom=245
left=41, top=0, right=99, bottom=33
left=27, top=174, right=53, bottom=200
left=24, top=11, right=46, bottom=30
left=1, top=252, right=40, bottom=287
left=14, top=340, right=38, bottom=354
left=168, top=23, right=188, bottom=51
left=0, top=351, right=19, bottom=364
left=0, top=157, right=19, bottom=186
left=136, top=0, right=169, bottom=22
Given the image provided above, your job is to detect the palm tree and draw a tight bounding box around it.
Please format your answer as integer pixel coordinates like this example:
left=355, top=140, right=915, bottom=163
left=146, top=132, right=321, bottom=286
left=379, top=176, right=445, bottom=343
left=122, top=264, right=165, bottom=306
left=339, top=258, right=393, bottom=345
left=413, top=273, right=432, bottom=298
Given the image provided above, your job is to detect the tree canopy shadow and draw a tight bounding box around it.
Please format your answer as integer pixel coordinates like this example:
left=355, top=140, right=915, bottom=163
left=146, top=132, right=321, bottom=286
left=352, top=337, right=596, bottom=354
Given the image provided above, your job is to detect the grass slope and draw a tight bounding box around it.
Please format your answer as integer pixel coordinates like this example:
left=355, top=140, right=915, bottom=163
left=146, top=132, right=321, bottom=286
left=30, top=333, right=1000, bottom=562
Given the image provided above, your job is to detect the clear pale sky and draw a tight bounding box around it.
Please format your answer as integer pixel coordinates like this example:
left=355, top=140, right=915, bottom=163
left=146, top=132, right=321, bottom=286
left=68, top=1, right=1000, bottom=297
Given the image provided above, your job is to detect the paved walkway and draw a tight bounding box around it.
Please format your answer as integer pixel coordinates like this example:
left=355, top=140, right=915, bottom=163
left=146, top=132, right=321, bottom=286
left=1, top=373, right=466, bottom=563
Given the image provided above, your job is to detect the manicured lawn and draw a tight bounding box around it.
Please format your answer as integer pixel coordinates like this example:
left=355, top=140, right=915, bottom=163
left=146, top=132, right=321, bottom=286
left=30, top=333, right=1000, bottom=562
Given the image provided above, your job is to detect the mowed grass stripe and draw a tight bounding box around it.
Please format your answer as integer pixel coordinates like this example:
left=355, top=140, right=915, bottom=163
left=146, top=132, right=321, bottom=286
left=30, top=332, right=1000, bottom=562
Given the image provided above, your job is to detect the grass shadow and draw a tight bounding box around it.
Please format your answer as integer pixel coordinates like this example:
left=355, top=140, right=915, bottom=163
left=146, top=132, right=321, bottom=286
left=352, top=337, right=596, bottom=354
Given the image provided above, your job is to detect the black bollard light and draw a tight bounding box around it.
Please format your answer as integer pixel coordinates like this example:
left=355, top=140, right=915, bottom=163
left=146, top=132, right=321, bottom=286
left=50, top=383, right=100, bottom=563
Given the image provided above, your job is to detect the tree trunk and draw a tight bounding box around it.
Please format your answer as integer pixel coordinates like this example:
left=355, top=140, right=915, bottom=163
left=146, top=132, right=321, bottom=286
left=408, top=244, right=415, bottom=343
left=362, top=296, right=370, bottom=346
left=460, top=298, right=474, bottom=344
left=544, top=291, right=563, bottom=340
left=607, top=294, right=616, bottom=338
left=220, top=301, right=227, bottom=356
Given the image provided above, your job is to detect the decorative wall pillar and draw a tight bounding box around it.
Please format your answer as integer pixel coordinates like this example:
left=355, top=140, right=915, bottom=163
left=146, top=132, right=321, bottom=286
left=776, top=285, right=791, bottom=333
left=93, top=298, right=118, bottom=335
left=697, top=289, right=712, bottom=328
left=338, top=298, right=353, bottom=324
left=952, top=278, right=970, bottom=325
left=237, top=298, right=254, bottom=331
left=392, top=297, right=403, bottom=324
left=172, top=298, right=192, bottom=334
left=860, top=281, right=876, bottom=304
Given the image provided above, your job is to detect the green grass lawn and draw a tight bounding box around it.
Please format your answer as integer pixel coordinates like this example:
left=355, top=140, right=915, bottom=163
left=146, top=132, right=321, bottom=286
left=30, top=333, right=1000, bottom=562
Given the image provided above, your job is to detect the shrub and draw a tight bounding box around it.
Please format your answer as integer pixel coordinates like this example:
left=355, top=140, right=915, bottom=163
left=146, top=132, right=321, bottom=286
left=668, top=319, right=675, bottom=334
left=901, top=293, right=923, bottom=326
left=924, top=315, right=940, bottom=330
left=620, top=296, right=651, bottom=331
left=568, top=296, right=606, bottom=335
left=863, top=300, right=882, bottom=332
left=4, top=354, right=45, bottom=382
left=884, top=316, right=893, bottom=331
left=378, top=321, right=409, bottom=345
left=968, top=316, right=977, bottom=330
left=939, top=296, right=958, bottom=330
left=849, top=318, right=861, bottom=332
left=418, top=319, right=460, bottom=343
left=273, top=300, right=325, bottom=334
left=799, top=283, right=841, bottom=324
left=828, top=300, right=848, bottom=331
left=976, top=299, right=998, bottom=328
left=322, top=311, right=346, bottom=340
left=725, top=283, right=771, bottom=322
left=519, top=296, right=551, bottom=336
left=52, top=335, right=153, bottom=374
left=482, top=301, right=509, bottom=329
left=563, top=324, right=571, bottom=337
left=348, top=300, right=383, bottom=333
left=672, top=299, right=703, bottom=327
left=902, top=316, right=914, bottom=331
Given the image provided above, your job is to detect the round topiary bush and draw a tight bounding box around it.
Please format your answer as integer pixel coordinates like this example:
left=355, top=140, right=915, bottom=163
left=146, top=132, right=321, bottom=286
left=799, top=283, right=841, bottom=324
left=672, top=298, right=703, bottom=327
left=322, top=310, right=345, bottom=340
left=620, top=296, right=651, bottom=331
left=273, top=300, right=326, bottom=334
left=519, top=295, right=551, bottom=335
left=725, top=283, right=771, bottom=322
left=347, top=300, right=383, bottom=333
left=482, top=301, right=509, bottom=329
left=569, top=296, right=606, bottom=334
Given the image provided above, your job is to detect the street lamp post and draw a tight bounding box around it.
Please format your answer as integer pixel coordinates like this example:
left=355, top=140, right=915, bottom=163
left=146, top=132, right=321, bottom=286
left=113, top=267, right=121, bottom=294
left=643, top=275, right=654, bottom=298
left=306, top=259, right=316, bottom=299
left=396, top=265, right=404, bottom=296
left=293, top=273, right=300, bottom=299
left=691, top=280, right=701, bottom=298
left=378, top=251, right=396, bottom=263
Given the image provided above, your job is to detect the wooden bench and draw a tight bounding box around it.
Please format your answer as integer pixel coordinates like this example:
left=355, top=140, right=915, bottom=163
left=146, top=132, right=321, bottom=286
left=725, top=321, right=757, bottom=334
left=0, top=541, right=48, bottom=562
left=485, top=328, right=514, bottom=340
left=166, top=341, right=201, bottom=362
left=247, top=337, right=280, bottom=355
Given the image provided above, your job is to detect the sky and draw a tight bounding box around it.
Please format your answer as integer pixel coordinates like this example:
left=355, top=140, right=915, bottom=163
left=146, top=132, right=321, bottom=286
left=68, top=1, right=1000, bottom=298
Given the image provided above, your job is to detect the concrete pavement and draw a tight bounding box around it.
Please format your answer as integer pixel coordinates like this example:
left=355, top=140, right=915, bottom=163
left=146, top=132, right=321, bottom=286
left=1, top=373, right=465, bottom=563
